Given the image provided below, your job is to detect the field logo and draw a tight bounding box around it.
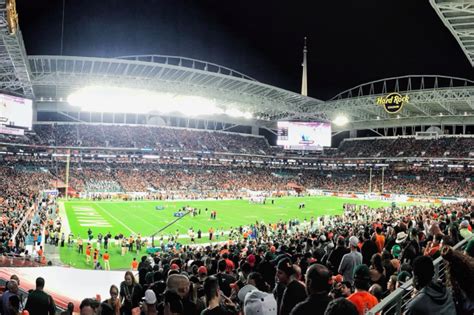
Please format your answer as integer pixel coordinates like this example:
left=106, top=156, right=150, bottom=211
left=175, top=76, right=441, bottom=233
left=376, top=93, right=409, bottom=114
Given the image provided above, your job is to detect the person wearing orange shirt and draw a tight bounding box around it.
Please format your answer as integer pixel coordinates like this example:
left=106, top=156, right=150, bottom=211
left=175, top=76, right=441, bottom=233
left=208, top=227, right=214, bottom=241
left=37, top=246, right=44, bottom=260
left=347, top=265, right=379, bottom=315
left=131, top=257, right=138, bottom=271
left=93, top=248, right=99, bottom=266
left=373, top=227, right=385, bottom=253
left=85, top=243, right=92, bottom=264
left=103, top=251, right=110, bottom=270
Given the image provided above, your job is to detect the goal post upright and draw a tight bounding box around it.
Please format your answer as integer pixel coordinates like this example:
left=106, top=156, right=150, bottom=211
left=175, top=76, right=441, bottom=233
left=65, top=149, right=70, bottom=200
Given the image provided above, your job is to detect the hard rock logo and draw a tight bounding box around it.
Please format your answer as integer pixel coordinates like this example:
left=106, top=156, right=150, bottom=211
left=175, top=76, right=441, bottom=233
left=376, top=93, right=409, bottom=114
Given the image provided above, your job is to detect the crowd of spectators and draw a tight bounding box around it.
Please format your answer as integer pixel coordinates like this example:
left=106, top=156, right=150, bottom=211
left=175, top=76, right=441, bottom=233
left=31, top=124, right=271, bottom=155
left=56, top=165, right=472, bottom=198
left=337, top=137, right=474, bottom=158
left=0, top=165, right=57, bottom=263
left=5, top=124, right=473, bottom=159
left=2, top=198, right=472, bottom=315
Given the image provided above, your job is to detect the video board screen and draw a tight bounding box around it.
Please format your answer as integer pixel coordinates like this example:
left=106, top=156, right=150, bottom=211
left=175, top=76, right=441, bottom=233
left=0, top=93, right=33, bottom=129
left=277, top=121, right=331, bottom=150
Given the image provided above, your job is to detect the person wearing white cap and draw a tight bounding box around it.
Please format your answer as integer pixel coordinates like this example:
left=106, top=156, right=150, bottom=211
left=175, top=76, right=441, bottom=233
left=338, top=236, right=362, bottom=284
left=141, top=289, right=157, bottom=315
left=244, top=290, right=277, bottom=315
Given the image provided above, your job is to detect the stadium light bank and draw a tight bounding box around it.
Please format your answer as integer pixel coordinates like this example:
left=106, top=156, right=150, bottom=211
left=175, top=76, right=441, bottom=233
left=333, top=115, right=349, bottom=126
left=67, top=86, right=253, bottom=119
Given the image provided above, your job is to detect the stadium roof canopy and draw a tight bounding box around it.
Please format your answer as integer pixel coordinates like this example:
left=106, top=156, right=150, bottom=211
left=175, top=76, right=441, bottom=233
left=29, top=55, right=325, bottom=121
left=430, top=0, right=474, bottom=67
left=325, top=75, right=474, bottom=130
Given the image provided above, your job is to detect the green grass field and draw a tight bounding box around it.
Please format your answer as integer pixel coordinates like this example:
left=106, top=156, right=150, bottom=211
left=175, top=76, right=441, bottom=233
left=60, top=196, right=405, bottom=270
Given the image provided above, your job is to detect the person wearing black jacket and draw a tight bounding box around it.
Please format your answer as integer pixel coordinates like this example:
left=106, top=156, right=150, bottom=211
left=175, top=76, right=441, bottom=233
left=361, top=232, right=378, bottom=266
left=276, top=258, right=306, bottom=315
left=290, top=264, right=332, bottom=315
left=327, top=237, right=349, bottom=273
left=406, top=256, right=455, bottom=315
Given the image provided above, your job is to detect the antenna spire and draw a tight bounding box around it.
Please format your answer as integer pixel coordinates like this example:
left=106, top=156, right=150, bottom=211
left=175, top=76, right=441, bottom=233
left=301, top=37, right=308, bottom=96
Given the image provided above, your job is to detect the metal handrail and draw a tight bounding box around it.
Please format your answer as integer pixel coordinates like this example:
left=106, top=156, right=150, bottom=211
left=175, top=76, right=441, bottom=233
left=367, top=235, right=473, bottom=315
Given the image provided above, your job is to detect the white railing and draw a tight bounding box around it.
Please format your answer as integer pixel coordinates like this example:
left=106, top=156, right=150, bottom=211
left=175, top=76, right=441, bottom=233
left=367, top=235, right=473, bottom=315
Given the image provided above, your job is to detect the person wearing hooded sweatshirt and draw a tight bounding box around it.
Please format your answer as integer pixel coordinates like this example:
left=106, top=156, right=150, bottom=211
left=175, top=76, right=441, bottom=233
left=406, top=256, right=455, bottom=315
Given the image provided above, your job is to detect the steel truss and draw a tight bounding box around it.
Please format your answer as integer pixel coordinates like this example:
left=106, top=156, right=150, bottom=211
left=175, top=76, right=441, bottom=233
left=0, top=0, right=34, bottom=98
left=430, top=0, right=474, bottom=67
left=28, top=55, right=324, bottom=121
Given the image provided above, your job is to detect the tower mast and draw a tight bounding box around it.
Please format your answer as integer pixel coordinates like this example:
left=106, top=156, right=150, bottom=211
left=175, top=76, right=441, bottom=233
left=301, top=37, right=308, bottom=96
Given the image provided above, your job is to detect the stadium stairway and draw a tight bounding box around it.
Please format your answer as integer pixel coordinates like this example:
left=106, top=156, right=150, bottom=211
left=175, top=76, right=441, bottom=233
left=44, top=244, right=63, bottom=266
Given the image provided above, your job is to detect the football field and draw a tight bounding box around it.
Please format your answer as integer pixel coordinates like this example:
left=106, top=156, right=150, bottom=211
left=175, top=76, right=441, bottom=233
left=59, top=196, right=405, bottom=269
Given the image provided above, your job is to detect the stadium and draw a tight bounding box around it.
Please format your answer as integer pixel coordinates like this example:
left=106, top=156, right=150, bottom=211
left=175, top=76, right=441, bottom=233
left=0, top=1, right=473, bottom=314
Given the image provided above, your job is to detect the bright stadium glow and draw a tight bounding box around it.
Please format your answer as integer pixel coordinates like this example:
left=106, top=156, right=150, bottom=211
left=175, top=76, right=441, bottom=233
left=333, top=115, right=349, bottom=126
left=67, top=86, right=253, bottom=118
left=225, top=108, right=252, bottom=119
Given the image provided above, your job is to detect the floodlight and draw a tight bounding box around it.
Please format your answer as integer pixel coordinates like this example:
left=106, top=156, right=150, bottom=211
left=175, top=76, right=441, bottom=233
left=68, top=86, right=229, bottom=117
left=333, top=115, right=349, bottom=126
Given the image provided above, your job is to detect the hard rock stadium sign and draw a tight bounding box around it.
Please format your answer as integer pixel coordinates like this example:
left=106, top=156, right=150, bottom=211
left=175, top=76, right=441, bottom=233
left=376, top=93, right=409, bottom=114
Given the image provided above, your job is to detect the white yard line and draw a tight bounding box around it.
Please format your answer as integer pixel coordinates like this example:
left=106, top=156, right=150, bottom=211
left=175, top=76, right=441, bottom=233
left=58, top=201, right=71, bottom=235
left=93, top=202, right=137, bottom=235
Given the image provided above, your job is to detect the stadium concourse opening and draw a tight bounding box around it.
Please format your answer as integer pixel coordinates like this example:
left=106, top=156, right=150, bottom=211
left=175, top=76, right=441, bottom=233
left=1, top=0, right=474, bottom=314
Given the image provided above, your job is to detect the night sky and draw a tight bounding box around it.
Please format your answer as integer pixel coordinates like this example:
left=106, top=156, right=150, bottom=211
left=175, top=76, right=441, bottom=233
left=17, top=0, right=474, bottom=100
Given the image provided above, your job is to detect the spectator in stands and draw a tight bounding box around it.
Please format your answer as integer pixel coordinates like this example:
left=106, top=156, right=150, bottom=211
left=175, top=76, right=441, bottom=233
left=141, top=289, right=158, bottom=315
left=368, top=254, right=386, bottom=289
left=103, top=285, right=121, bottom=315
left=2, top=279, right=19, bottom=315
left=120, top=271, right=142, bottom=315
left=215, top=260, right=236, bottom=298
left=406, top=256, right=455, bottom=315
left=465, top=238, right=474, bottom=257
left=290, top=264, right=332, bottom=315
left=459, top=220, right=472, bottom=240
left=243, top=289, right=277, bottom=315
left=327, top=237, right=349, bottom=274
left=346, top=265, right=378, bottom=315
left=79, top=298, right=99, bottom=315
left=24, top=277, right=56, bottom=315
left=201, top=276, right=236, bottom=315
left=441, top=245, right=474, bottom=315
left=398, top=230, right=420, bottom=266
left=276, top=258, right=306, bottom=315
left=338, top=236, right=362, bottom=284
left=324, top=298, right=358, bottom=315
left=361, top=232, right=378, bottom=266
left=158, top=274, right=200, bottom=315
left=59, top=302, right=74, bottom=315
left=396, top=271, right=411, bottom=289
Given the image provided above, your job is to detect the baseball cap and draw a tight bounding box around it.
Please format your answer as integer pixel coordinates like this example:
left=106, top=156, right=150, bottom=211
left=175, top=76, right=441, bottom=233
left=197, top=266, right=207, bottom=275
left=247, top=254, right=256, bottom=267
left=143, top=289, right=157, bottom=304
left=349, top=236, right=359, bottom=247
left=397, top=271, right=411, bottom=284
left=170, top=263, right=179, bottom=270
left=237, top=284, right=257, bottom=302
left=391, top=245, right=401, bottom=258
left=332, top=274, right=343, bottom=283
left=244, top=290, right=277, bottom=315
left=353, top=264, right=370, bottom=280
